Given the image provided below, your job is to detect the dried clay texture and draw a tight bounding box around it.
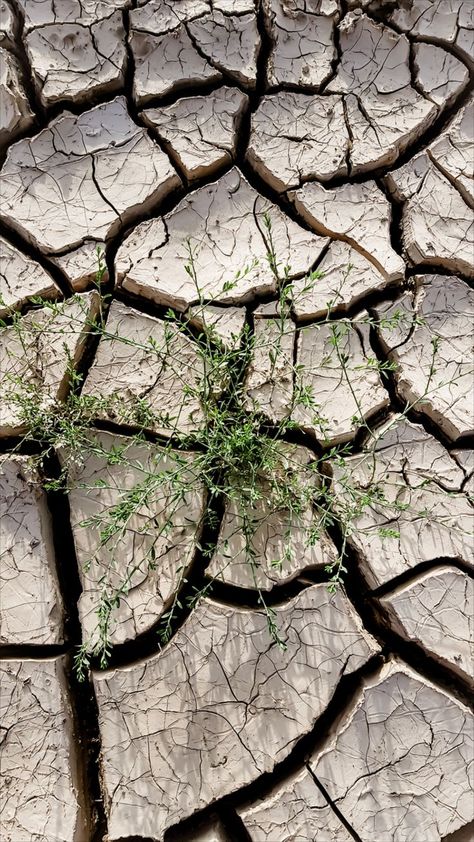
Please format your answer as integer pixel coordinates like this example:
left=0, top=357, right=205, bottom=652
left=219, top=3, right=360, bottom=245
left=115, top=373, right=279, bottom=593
left=1, top=2, right=473, bottom=842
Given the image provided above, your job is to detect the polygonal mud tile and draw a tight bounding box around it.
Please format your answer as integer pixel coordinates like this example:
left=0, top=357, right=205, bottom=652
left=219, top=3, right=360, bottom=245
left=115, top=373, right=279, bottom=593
left=0, top=47, right=33, bottom=145
left=63, top=431, right=205, bottom=647
left=0, top=237, right=58, bottom=317
left=427, top=99, right=474, bottom=204
left=244, top=306, right=295, bottom=422
left=386, top=102, right=474, bottom=276
left=290, top=179, right=405, bottom=282
left=142, top=87, right=248, bottom=181
left=115, top=168, right=328, bottom=311
left=413, top=42, right=468, bottom=108
left=263, top=0, right=339, bottom=89
left=0, top=456, right=63, bottom=645
left=247, top=92, right=349, bottom=191
left=94, top=584, right=379, bottom=840
left=81, top=300, right=207, bottom=436
left=293, top=318, right=389, bottom=445
left=53, top=239, right=107, bottom=291
left=332, top=417, right=473, bottom=588
left=292, top=240, right=394, bottom=319
left=17, top=0, right=129, bottom=106
left=0, top=658, right=86, bottom=842
left=326, top=12, right=461, bottom=173
left=401, top=168, right=473, bottom=277
left=0, top=97, right=180, bottom=272
left=130, top=0, right=260, bottom=103
left=390, top=0, right=474, bottom=65
left=187, top=303, right=246, bottom=349
left=207, top=442, right=338, bottom=590
left=375, top=275, right=474, bottom=440
left=387, top=98, right=473, bottom=206
left=0, top=292, right=99, bottom=435
left=310, top=660, right=474, bottom=842
left=380, top=566, right=473, bottom=683
left=238, top=765, right=353, bottom=842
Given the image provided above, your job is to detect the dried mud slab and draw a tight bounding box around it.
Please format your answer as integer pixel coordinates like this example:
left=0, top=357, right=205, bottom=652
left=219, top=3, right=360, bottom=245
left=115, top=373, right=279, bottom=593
left=0, top=658, right=85, bottom=842
left=64, top=431, right=205, bottom=646
left=332, top=417, right=473, bottom=588
left=116, top=168, right=327, bottom=310
left=327, top=12, right=444, bottom=173
left=0, top=292, right=99, bottom=435
left=94, top=585, right=379, bottom=840
left=387, top=99, right=474, bottom=207
left=0, top=97, right=180, bottom=284
left=142, top=87, right=248, bottom=181
left=380, top=566, right=473, bottom=684
left=238, top=766, right=353, bottom=842
left=0, top=47, right=33, bottom=145
left=247, top=92, right=349, bottom=191
left=207, top=442, right=338, bottom=590
left=81, top=300, right=207, bottom=436
left=248, top=11, right=466, bottom=189
left=0, top=237, right=58, bottom=317
left=0, top=456, right=62, bottom=645
left=376, top=275, right=474, bottom=440
left=292, top=240, right=393, bottom=319
left=387, top=101, right=474, bottom=276
left=310, top=660, right=474, bottom=842
left=263, top=0, right=339, bottom=89
left=413, top=42, right=469, bottom=108
left=17, top=0, right=128, bottom=106
left=293, top=319, right=389, bottom=444
left=130, top=0, right=260, bottom=103
left=390, top=0, right=474, bottom=64
left=291, top=179, right=405, bottom=282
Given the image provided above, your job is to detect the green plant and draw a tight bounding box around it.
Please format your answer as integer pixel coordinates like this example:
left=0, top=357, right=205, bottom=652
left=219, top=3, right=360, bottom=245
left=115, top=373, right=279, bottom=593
left=1, top=222, right=464, bottom=680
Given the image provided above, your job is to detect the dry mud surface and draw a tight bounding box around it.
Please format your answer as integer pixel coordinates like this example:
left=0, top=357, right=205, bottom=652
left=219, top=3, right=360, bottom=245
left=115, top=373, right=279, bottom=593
left=0, top=2, right=473, bottom=841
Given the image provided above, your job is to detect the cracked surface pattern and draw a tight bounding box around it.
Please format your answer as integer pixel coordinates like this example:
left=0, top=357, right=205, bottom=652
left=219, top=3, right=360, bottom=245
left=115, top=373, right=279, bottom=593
left=0, top=46, right=33, bottom=144
left=17, top=0, right=129, bottom=106
left=0, top=235, right=58, bottom=316
left=0, top=657, right=85, bottom=842
left=238, top=765, right=353, bottom=841
left=81, top=299, right=209, bottom=435
left=332, top=417, right=473, bottom=588
left=65, top=432, right=206, bottom=645
left=142, top=87, right=248, bottom=180
left=1, top=2, right=473, bottom=840
left=310, top=660, right=474, bottom=842
left=94, top=585, right=379, bottom=839
left=129, top=0, right=260, bottom=102
left=0, top=456, right=62, bottom=645
left=380, top=567, right=473, bottom=684
left=293, top=318, right=389, bottom=444
left=115, top=168, right=326, bottom=310
left=291, top=179, right=406, bottom=281
left=0, top=293, right=99, bottom=435
left=0, top=97, right=180, bottom=279
left=376, top=275, right=474, bottom=440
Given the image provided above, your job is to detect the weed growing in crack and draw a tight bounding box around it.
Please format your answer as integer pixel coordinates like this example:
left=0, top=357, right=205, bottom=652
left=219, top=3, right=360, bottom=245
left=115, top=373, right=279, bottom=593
left=0, top=219, right=462, bottom=679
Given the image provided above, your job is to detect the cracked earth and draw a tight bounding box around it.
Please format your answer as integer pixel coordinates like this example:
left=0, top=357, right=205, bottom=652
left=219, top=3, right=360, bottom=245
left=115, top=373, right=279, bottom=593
left=0, top=1, right=473, bottom=841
